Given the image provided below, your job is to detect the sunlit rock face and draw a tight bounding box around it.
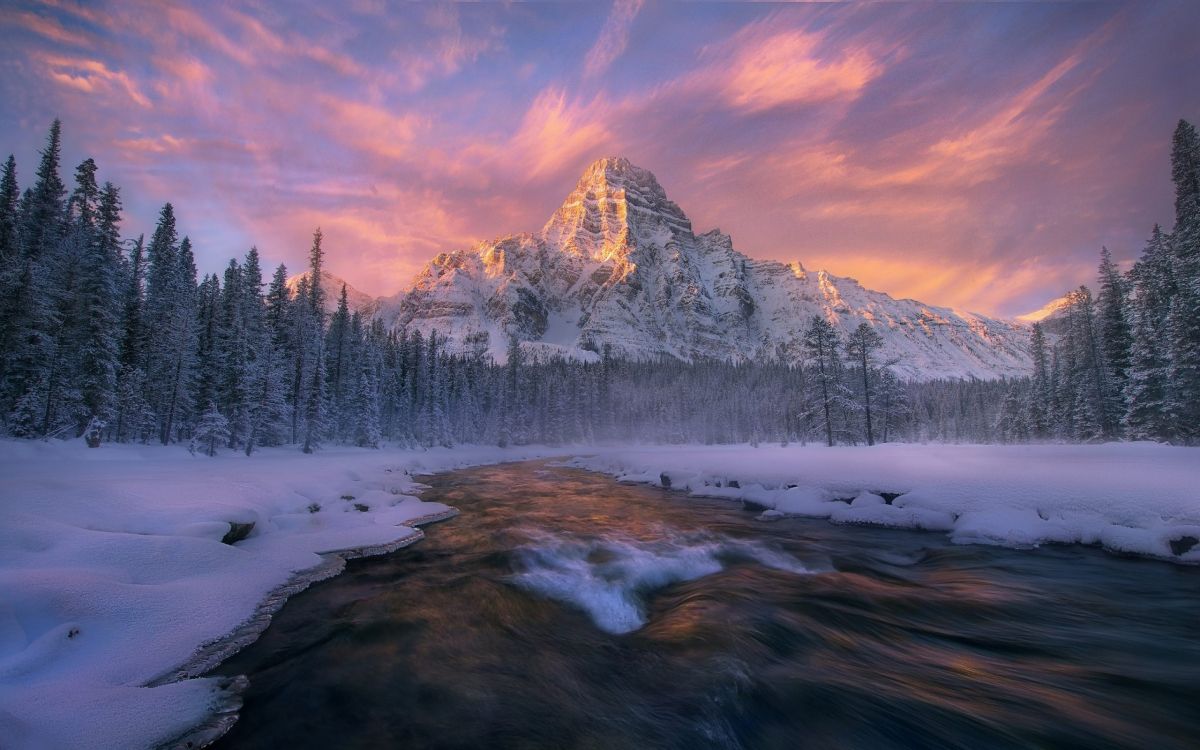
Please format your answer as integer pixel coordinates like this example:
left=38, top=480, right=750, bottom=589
left=372, top=157, right=1032, bottom=380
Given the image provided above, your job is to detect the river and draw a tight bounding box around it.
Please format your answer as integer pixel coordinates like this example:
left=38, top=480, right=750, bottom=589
left=213, top=460, right=1200, bottom=749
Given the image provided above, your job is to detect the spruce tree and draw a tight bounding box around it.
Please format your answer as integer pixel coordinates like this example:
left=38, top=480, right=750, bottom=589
left=191, top=401, right=231, bottom=457
left=21, top=120, right=66, bottom=262
left=1125, top=226, right=1174, bottom=440
left=802, top=315, right=842, bottom=447
left=845, top=322, right=884, bottom=445
left=1165, top=120, right=1200, bottom=443
left=70, top=168, right=120, bottom=431
left=0, top=155, right=18, bottom=264
left=300, top=229, right=327, bottom=453
left=1096, top=246, right=1131, bottom=434
left=1029, top=323, right=1052, bottom=438
left=3, top=122, right=68, bottom=433
left=324, top=284, right=352, bottom=440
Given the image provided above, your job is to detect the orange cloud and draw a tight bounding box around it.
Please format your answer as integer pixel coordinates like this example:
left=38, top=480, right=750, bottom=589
left=702, top=23, right=880, bottom=113
left=505, top=88, right=614, bottom=179
left=39, top=53, right=151, bottom=108
left=316, top=95, right=426, bottom=161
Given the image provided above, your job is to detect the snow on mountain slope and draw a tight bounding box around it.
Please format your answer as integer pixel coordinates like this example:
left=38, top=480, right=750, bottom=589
left=372, top=157, right=1031, bottom=380
left=285, top=271, right=392, bottom=318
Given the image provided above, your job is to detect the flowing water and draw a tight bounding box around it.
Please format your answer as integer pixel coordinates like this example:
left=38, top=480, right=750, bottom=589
left=213, top=461, right=1200, bottom=749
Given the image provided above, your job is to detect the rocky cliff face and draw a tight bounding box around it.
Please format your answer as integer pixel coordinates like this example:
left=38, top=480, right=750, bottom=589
left=364, top=157, right=1032, bottom=380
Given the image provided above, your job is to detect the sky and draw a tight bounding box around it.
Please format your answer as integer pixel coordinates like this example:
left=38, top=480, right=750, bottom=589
left=0, top=1, right=1197, bottom=318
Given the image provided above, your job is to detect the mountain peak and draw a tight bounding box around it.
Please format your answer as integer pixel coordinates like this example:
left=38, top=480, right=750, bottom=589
left=579, top=156, right=642, bottom=183
left=541, top=156, right=691, bottom=259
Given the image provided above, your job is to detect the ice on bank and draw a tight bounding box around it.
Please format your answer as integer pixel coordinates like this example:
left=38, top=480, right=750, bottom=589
left=571, top=442, right=1200, bottom=563
left=0, top=439, right=553, bottom=750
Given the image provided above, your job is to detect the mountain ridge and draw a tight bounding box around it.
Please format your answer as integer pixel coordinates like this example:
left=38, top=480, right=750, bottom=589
left=323, top=157, right=1034, bottom=380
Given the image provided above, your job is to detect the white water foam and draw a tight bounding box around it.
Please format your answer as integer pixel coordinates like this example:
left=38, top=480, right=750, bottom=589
left=509, top=528, right=812, bottom=634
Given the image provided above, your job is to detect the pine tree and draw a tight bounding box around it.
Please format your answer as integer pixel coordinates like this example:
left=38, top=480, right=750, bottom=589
left=1095, top=246, right=1131, bottom=435
left=67, top=158, right=99, bottom=228
left=845, top=322, right=884, bottom=446
left=501, top=334, right=523, bottom=446
left=1125, top=226, right=1175, bottom=441
left=21, top=120, right=66, bottom=262
left=1060, top=287, right=1105, bottom=441
left=239, top=248, right=284, bottom=453
left=351, top=323, right=382, bottom=448
left=1165, top=119, right=1200, bottom=443
left=324, top=284, right=352, bottom=441
left=190, top=401, right=230, bottom=457
left=875, top=369, right=908, bottom=443
left=0, top=155, right=18, bottom=264
left=69, top=166, right=121, bottom=431
left=1028, top=323, right=1052, bottom=438
left=300, top=229, right=327, bottom=453
left=113, top=233, right=148, bottom=442
left=143, top=209, right=197, bottom=444
left=193, top=273, right=222, bottom=414
left=3, top=122, right=68, bottom=433
left=802, top=316, right=842, bottom=447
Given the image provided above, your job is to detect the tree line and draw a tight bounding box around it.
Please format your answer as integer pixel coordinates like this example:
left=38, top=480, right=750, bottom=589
left=997, top=120, right=1200, bottom=445
left=0, top=120, right=1196, bottom=452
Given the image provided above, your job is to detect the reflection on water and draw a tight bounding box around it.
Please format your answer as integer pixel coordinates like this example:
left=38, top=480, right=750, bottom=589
left=214, top=461, right=1200, bottom=750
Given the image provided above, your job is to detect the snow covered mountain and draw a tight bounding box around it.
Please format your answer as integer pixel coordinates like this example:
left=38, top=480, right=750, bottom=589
left=286, top=270, right=393, bottom=318
left=354, top=158, right=1033, bottom=380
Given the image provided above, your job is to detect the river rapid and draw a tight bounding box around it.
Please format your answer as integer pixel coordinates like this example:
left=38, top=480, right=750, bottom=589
left=213, top=460, right=1200, bottom=749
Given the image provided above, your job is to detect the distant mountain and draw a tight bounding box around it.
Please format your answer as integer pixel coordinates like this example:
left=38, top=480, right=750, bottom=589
left=314, top=158, right=1032, bottom=379
left=340, top=157, right=1030, bottom=380
left=285, top=270, right=394, bottom=318
left=1016, top=294, right=1073, bottom=324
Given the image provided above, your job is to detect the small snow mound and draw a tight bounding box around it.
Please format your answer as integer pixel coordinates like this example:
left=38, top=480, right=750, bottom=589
left=508, top=528, right=811, bottom=634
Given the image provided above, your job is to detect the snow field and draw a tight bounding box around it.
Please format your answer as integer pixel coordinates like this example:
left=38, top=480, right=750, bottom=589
left=571, top=443, right=1200, bottom=563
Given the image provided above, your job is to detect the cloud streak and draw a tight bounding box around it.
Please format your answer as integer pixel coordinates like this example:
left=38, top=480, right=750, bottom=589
left=583, top=0, right=644, bottom=80
left=0, top=0, right=1195, bottom=318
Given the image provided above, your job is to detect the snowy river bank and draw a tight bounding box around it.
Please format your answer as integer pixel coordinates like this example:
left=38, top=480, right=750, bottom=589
left=0, top=440, right=561, bottom=749
left=0, top=439, right=1197, bottom=748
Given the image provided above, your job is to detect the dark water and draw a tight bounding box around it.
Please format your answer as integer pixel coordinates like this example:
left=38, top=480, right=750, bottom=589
left=214, top=461, right=1200, bottom=750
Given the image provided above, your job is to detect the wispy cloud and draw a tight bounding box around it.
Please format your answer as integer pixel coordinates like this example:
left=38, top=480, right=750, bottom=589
left=0, top=1, right=1193, bottom=316
left=702, top=22, right=880, bottom=112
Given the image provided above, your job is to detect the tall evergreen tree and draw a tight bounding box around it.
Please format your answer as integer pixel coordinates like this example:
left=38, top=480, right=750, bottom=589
left=20, top=120, right=66, bottom=262
left=845, top=322, right=884, bottom=446
left=0, top=155, right=18, bottom=264
left=1125, top=226, right=1174, bottom=440
left=69, top=166, right=121, bottom=430
left=300, top=229, right=327, bottom=453
left=802, top=316, right=842, bottom=447
left=1028, top=323, right=1052, bottom=438
left=1165, top=119, right=1200, bottom=442
left=1095, top=246, right=1131, bottom=434
left=3, top=122, right=68, bottom=433
left=324, top=284, right=353, bottom=440
left=113, top=235, right=150, bottom=442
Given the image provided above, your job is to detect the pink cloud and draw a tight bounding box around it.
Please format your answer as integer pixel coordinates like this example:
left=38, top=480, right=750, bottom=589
left=583, top=0, right=644, bottom=79
left=0, top=8, right=94, bottom=47
left=707, top=25, right=880, bottom=112
left=38, top=53, right=151, bottom=108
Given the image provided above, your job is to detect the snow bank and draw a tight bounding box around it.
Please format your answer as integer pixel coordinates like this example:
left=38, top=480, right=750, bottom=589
left=570, top=443, right=1200, bottom=563
left=0, top=439, right=561, bottom=750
